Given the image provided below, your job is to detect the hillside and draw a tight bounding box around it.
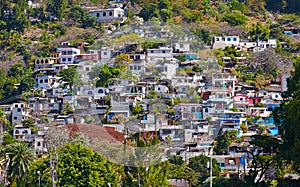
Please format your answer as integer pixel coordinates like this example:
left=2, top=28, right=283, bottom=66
left=0, top=0, right=300, bottom=69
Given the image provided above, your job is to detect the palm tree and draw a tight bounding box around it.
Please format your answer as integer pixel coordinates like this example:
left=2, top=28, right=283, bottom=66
left=5, top=142, right=35, bottom=186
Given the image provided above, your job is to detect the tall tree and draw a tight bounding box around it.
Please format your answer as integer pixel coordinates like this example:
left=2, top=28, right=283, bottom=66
left=58, top=67, right=80, bottom=90
left=246, top=135, right=280, bottom=185
left=57, top=143, right=118, bottom=187
left=188, top=155, right=220, bottom=185
left=46, top=0, right=68, bottom=20
left=4, top=142, right=35, bottom=186
left=274, top=58, right=300, bottom=164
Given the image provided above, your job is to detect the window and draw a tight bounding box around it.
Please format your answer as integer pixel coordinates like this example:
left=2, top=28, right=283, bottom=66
left=227, top=38, right=231, bottom=41
left=158, top=87, right=161, bottom=91
left=233, top=38, right=237, bottom=41
left=62, top=51, right=66, bottom=55
left=182, top=87, right=186, bottom=92
left=103, top=52, right=107, bottom=55
left=240, top=98, right=243, bottom=101
left=14, top=117, right=17, bottom=120
left=37, top=142, right=41, bottom=146
left=103, top=12, right=106, bottom=16
left=23, top=130, right=28, bottom=134
left=85, top=67, right=90, bottom=71
left=109, top=11, right=113, bottom=16
left=67, top=51, right=72, bottom=55
left=62, top=58, right=66, bottom=62
left=137, top=66, right=141, bottom=70
left=88, top=91, right=93, bottom=95
left=98, top=89, right=104, bottom=94
left=68, top=58, right=72, bottom=61
left=96, top=13, right=100, bottom=17
left=17, top=108, right=21, bottom=112
left=39, top=80, right=43, bottom=83
left=162, top=50, right=165, bottom=53
left=150, top=50, right=153, bottom=53
left=164, top=67, right=167, bottom=72
left=191, top=107, right=195, bottom=112
left=15, top=130, right=19, bottom=134
left=183, top=113, right=188, bottom=119
left=180, top=43, right=184, bottom=48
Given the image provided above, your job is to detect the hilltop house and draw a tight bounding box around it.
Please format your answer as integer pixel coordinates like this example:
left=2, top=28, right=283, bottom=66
left=56, top=47, right=81, bottom=64
left=88, top=8, right=125, bottom=23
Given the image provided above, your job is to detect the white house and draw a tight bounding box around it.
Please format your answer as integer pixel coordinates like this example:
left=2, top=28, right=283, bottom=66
left=258, top=39, right=277, bottom=49
left=146, top=47, right=173, bottom=64
left=212, top=36, right=240, bottom=49
left=173, top=43, right=190, bottom=53
left=11, top=103, right=30, bottom=125
left=56, top=47, right=81, bottom=64
left=35, top=76, right=61, bottom=90
left=155, top=84, right=169, bottom=93
left=88, top=8, right=125, bottom=23
left=99, top=47, right=114, bottom=63
left=13, top=124, right=31, bottom=141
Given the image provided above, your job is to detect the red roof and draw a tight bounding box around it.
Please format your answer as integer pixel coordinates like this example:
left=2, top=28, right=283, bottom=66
left=63, top=124, right=125, bottom=143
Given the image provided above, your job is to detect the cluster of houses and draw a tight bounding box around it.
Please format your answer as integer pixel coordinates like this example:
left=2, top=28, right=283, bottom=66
left=0, top=19, right=289, bottom=181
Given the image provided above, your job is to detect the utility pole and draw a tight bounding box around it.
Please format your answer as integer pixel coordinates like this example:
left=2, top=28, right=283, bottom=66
left=210, top=155, right=212, bottom=187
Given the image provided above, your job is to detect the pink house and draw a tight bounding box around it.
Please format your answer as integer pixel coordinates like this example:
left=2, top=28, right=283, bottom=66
left=233, top=94, right=249, bottom=104
left=75, top=54, right=99, bottom=62
left=249, top=96, right=263, bottom=105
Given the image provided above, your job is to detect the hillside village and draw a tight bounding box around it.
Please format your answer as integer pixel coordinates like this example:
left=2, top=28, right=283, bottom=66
left=2, top=0, right=300, bottom=186
left=0, top=9, right=292, bottom=182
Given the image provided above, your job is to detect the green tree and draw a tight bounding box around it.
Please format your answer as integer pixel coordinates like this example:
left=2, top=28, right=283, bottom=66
left=62, top=101, right=74, bottom=115
left=69, top=5, right=99, bottom=28
left=168, top=155, right=184, bottom=166
left=222, top=11, right=248, bottom=26
left=18, top=76, right=35, bottom=93
left=246, top=135, right=280, bottom=185
left=6, top=2, right=29, bottom=32
left=214, top=130, right=236, bottom=155
left=0, top=108, right=9, bottom=144
left=22, top=119, right=39, bottom=134
left=46, top=0, right=68, bottom=19
left=132, top=105, right=144, bottom=115
left=57, top=143, right=118, bottom=187
left=188, top=155, right=220, bottom=185
left=5, top=142, right=35, bottom=186
left=122, top=133, right=169, bottom=187
left=230, top=0, right=249, bottom=13
left=274, top=58, right=300, bottom=164
left=191, top=28, right=212, bottom=45
left=89, top=64, right=121, bottom=87
left=8, top=62, right=24, bottom=82
left=58, top=67, right=79, bottom=90
left=138, top=3, right=158, bottom=21
left=249, top=22, right=270, bottom=41
left=2, top=79, right=17, bottom=100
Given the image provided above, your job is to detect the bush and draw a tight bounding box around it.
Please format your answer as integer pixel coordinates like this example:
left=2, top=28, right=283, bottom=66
left=222, top=11, right=247, bottom=26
